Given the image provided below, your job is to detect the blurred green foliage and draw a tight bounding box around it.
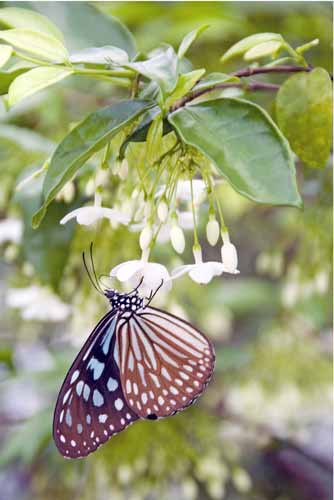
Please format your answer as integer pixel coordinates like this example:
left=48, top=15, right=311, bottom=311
left=0, top=3, right=332, bottom=500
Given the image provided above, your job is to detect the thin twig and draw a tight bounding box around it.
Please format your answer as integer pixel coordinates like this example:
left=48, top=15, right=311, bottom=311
left=232, top=64, right=312, bottom=78
left=170, top=64, right=331, bottom=112
left=171, top=80, right=279, bottom=111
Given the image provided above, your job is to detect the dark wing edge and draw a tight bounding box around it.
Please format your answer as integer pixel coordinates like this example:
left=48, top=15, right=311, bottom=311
left=53, top=309, right=138, bottom=459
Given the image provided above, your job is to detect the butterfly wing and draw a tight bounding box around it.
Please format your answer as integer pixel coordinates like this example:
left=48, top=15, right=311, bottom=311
left=116, top=307, right=215, bottom=419
left=53, top=309, right=138, bottom=458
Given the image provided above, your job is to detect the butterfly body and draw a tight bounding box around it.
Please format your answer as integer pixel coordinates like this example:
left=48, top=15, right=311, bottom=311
left=53, top=287, right=215, bottom=459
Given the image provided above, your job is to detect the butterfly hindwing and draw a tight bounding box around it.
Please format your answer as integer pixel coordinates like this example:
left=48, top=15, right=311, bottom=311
left=116, top=306, right=215, bottom=419
left=53, top=310, right=138, bottom=458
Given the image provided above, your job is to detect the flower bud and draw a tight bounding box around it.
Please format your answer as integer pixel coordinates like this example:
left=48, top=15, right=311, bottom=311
left=139, top=225, right=152, bottom=250
left=157, top=199, right=168, bottom=223
left=192, top=245, right=203, bottom=264
left=118, top=159, right=128, bottom=180
left=170, top=224, right=185, bottom=254
left=206, top=218, right=220, bottom=246
left=221, top=233, right=238, bottom=273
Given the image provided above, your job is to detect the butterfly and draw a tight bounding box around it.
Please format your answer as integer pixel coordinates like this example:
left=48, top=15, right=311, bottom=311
left=53, top=246, right=215, bottom=458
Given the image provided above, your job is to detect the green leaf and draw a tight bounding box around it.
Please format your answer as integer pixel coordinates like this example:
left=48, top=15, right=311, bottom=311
left=69, top=45, right=129, bottom=65
left=8, top=66, right=73, bottom=107
left=0, top=7, right=64, bottom=42
left=30, top=2, right=136, bottom=57
left=0, top=29, right=69, bottom=63
left=146, top=114, right=163, bottom=164
left=220, top=33, right=283, bottom=63
left=33, top=99, right=153, bottom=228
left=168, top=98, right=302, bottom=208
left=192, top=72, right=239, bottom=92
left=15, top=169, right=79, bottom=289
left=126, top=45, right=178, bottom=96
left=244, top=40, right=282, bottom=61
left=276, top=68, right=332, bottom=168
left=0, top=44, right=12, bottom=68
left=177, top=24, right=209, bottom=59
left=165, top=69, right=205, bottom=108
left=0, top=63, right=33, bottom=95
left=119, top=107, right=173, bottom=158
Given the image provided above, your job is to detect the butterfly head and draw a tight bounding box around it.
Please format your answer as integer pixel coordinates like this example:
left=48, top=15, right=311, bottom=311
left=104, top=289, right=144, bottom=313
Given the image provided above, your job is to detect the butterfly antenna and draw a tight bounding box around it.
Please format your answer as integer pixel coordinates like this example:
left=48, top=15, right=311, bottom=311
left=145, top=279, right=164, bottom=307
left=82, top=250, right=104, bottom=295
left=89, top=242, right=105, bottom=294
left=128, top=276, right=144, bottom=295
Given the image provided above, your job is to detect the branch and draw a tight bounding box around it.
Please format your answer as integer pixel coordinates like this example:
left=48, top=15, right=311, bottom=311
left=171, top=80, right=279, bottom=112
left=169, top=63, right=334, bottom=112
left=232, top=64, right=313, bottom=78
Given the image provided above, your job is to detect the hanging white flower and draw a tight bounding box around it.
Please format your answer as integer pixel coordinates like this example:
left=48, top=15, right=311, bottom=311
left=60, top=206, right=130, bottom=226
left=110, top=250, right=172, bottom=294
left=172, top=246, right=225, bottom=284
left=221, top=232, right=239, bottom=273
left=6, top=286, right=71, bottom=322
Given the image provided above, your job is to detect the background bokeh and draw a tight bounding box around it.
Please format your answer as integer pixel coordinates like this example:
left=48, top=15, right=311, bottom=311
left=0, top=2, right=332, bottom=500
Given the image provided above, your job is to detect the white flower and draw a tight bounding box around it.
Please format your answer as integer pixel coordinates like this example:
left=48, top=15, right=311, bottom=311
left=206, top=217, right=220, bottom=246
left=221, top=232, right=239, bottom=273
left=60, top=206, right=130, bottom=226
left=170, top=223, right=185, bottom=254
left=6, top=286, right=71, bottom=322
left=172, top=246, right=225, bottom=284
left=0, top=218, right=22, bottom=244
left=110, top=251, right=172, bottom=294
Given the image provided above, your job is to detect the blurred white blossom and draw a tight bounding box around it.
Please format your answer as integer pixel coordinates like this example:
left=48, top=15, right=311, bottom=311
left=0, top=218, right=22, bottom=244
left=6, top=286, right=71, bottom=322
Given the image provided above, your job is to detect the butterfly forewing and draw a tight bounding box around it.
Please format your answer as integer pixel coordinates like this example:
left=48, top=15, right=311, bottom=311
left=53, top=310, right=138, bottom=458
left=116, top=307, right=215, bottom=419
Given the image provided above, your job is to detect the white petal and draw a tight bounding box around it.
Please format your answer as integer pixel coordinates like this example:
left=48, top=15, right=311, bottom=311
left=60, top=206, right=130, bottom=226
left=76, top=207, right=102, bottom=225
left=60, top=208, right=81, bottom=225
left=110, top=260, right=143, bottom=282
left=188, top=263, right=218, bottom=284
left=100, top=207, right=130, bottom=225
left=141, top=263, right=171, bottom=292
left=171, top=265, right=195, bottom=280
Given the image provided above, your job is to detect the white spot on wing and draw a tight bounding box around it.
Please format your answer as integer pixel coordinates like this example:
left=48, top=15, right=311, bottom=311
left=107, top=377, right=118, bottom=392
left=93, top=389, right=104, bottom=407
left=70, top=370, right=80, bottom=384
left=115, top=398, right=124, bottom=411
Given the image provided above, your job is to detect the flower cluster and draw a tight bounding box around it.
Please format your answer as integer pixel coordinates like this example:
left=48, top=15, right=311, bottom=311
left=59, top=144, right=239, bottom=293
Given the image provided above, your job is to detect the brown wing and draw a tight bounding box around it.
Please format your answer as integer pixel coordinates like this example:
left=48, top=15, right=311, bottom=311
left=116, top=307, right=215, bottom=419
